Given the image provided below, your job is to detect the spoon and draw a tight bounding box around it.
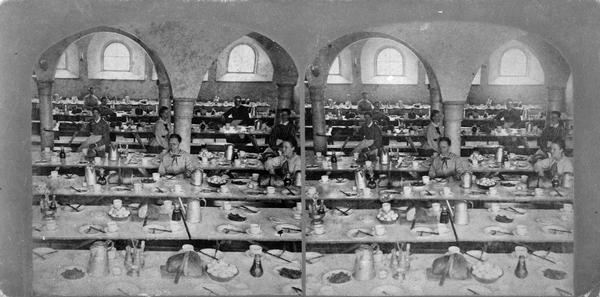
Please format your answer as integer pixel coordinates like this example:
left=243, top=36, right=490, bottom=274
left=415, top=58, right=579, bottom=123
left=490, top=230, right=512, bottom=236
left=223, top=228, right=245, bottom=234
left=306, top=254, right=324, bottom=264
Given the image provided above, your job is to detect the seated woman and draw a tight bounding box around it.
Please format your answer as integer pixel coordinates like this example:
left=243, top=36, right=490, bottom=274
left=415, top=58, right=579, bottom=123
left=158, top=134, right=196, bottom=178
left=148, top=106, right=172, bottom=154
left=428, top=137, right=472, bottom=181
left=263, top=138, right=301, bottom=187
left=533, top=138, right=573, bottom=186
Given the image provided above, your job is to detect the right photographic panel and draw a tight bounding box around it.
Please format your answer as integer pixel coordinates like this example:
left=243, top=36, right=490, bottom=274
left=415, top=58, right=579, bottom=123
left=303, top=34, right=573, bottom=296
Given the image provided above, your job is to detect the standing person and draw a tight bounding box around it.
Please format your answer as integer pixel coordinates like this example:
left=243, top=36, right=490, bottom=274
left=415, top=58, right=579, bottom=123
left=538, top=111, right=567, bottom=150
left=97, top=97, right=116, bottom=119
left=371, top=101, right=390, bottom=126
left=428, top=137, right=472, bottom=181
left=267, top=108, right=297, bottom=149
left=494, top=98, right=522, bottom=127
left=423, top=110, right=445, bottom=153
left=352, top=112, right=383, bottom=158
left=158, top=134, right=196, bottom=177
left=222, top=95, right=250, bottom=126
left=69, top=107, right=111, bottom=156
left=148, top=106, right=172, bottom=154
left=83, top=87, right=100, bottom=109
left=357, top=91, right=374, bottom=113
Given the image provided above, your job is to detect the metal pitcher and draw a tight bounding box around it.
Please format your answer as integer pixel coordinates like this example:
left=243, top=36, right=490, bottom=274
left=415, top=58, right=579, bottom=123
left=353, top=244, right=376, bottom=281
left=355, top=169, right=367, bottom=190
left=454, top=200, right=473, bottom=225
left=380, top=148, right=389, bottom=165
left=109, top=144, right=119, bottom=161
left=461, top=172, right=472, bottom=188
left=186, top=198, right=207, bottom=223
left=562, top=173, right=574, bottom=188
left=225, top=144, right=234, bottom=161
left=294, top=171, right=302, bottom=187
left=85, top=165, right=97, bottom=186
left=87, top=240, right=113, bottom=277
left=495, top=146, right=504, bottom=164
left=191, top=169, right=204, bottom=186
left=254, top=120, right=262, bottom=131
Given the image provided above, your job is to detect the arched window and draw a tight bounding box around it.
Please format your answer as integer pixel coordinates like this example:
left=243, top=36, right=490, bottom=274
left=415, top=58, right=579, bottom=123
left=329, top=56, right=341, bottom=75
left=500, top=48, right=527, bottom=76
left=56, top=52, right=67, bottom=70
left=375, top=48, right=404, bottom=76
left=227, top=44, right=256, bottom=73
left=102, top=42, right=131, bottom=71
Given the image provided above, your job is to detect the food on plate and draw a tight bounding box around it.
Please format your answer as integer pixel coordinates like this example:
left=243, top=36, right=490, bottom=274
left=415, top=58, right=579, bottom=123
left=141, top=178, right=155, bottom=183
left=327, top=271, right=352, bottom=284
left=207, top=175, right=228, bottom=184
left=542, top=268, right=567, bottom=280
left=410, top=181, right=425, bottom=187
left=206, top=261, right=238, bottom=279
left=472, top=262, right=503, bottom=280
left=477, top=178, right=496, bottom=187
left=61, top=267, right=85, bottom=279
left=376, top=209, right=399, bottom=222
left=227, top=213, right=246, bottom=222
left=278, top=267, right=302, bottom=279
left=108, top=206, right=130, bottom=218
left=495, top=215, right=513, bottom=223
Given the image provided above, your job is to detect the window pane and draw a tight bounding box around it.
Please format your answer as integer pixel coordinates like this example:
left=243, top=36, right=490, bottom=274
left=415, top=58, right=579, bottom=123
left=500, top=48, right=527, bottom=76
left=103, top=43, right=130, bottom=71
left=227, top=44, right=256, bottom=73
left=57, top=52, right=67, bottom=70
left=329, top=56, right=340, bottom=75
left=376, top=48, right=403, bottom=76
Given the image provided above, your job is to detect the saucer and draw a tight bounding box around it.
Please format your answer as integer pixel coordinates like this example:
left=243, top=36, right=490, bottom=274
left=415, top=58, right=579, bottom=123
left=246, top=228, right=263, bottom=236
left=308, top=229, right=327, bottom=236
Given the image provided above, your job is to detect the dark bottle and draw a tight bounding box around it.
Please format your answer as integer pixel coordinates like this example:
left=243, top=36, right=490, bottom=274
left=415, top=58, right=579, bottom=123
left=49, top=195, right=57, bottom=212
left=331, top=152, right=337, bottom=164
left=97, top=169, right=107, bottom=185
left=514, top=255, right=528, bottom=279
left=367, top=169, right=377, bottom=189
left=59, top=147, right=66, bottom=160
left=250, top=254, right=263, bottom=277
left=439, top=206, right=449, bottom=224
left=232, top=149, right=239, bottom=161
left=283, top=173, right=292, bottom=187
left=551, top=175, right=560, bottom=188
left=317, top=200, right=326, bottom=216
left=171, top=204, right=182, bottom=221
left=41, top=193, right=49, bottom=213
left=471, top=125, right=478, bottom=135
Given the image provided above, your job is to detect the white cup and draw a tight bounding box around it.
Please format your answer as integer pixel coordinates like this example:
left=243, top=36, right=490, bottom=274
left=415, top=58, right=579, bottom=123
left=534, top=188, right=544, bottom=197
left=490, top=203, right=500, bottom=213
left=374, top=225, right=386, bottom=236
left=50, top=170, right=59, bottom=178
left=93, top=184, right=102, bottom=192
left=431, top=202, right=441, bottom=213
left=320, top=175, right=329, bottom=183
left=173, top=185, right=183, bottom=193
left=313, top=224, right=325, bottom=235
left=152, top=172, right=161, bottom=182
left=412, top=161, right=419, bottom=169
left=94, top=157, right=102, bottom=165
left=448, top=246, right=460, bottom=254
left=403, top=186, right=412, bottom=196
left=220, top=185, right=230, bottom=193
left=133, top=183, right=142, bottom=193
left=249, top=224, right=261, bottom=234
left=106, top=221, right=118, bottom=233
left=514, top=246, right=527, bottom=257
left=113, top=199, right=122, bottom=209
left=365, top=161, right=372, bottom=168
left=563, top=203, right=573, bottom=212
left=489, top=187, right=498, bottom=196
left=443, top=187, right=452, bottom=196
left=515, top=225, right=528, bottom=236
left=422, top=176, right=430, bottom=184
left=267, top=186, right=276, bottom=194
left=163, top=200, right=173, bottom=213
left=251, top=173, right=260, bottom=181
left=249, top=244, right=262, bottom=255
left=381, top=203, right=391, bottom=212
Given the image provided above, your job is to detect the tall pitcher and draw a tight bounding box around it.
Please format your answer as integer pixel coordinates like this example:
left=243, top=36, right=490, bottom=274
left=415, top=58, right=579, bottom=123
left=454, top=200, right=473, bottom=225
left=187, top=198, right=207, bottom=223
left=87, top=240, right=113, bottom=277
left=85, top=165, right=97, bottom=186
left=353, top=244, right=376, bottom=281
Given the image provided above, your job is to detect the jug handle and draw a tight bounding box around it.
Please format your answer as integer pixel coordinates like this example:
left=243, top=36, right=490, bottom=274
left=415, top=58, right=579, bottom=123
left=106, top=240, right=114, bottom=249
left=467, top=201, right=474, bottom=208
left=199, top=198, right=207, bottom=207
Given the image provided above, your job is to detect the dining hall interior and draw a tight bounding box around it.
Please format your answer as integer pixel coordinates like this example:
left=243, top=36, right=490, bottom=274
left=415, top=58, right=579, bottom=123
left=1, top=0, right=599, bottom=296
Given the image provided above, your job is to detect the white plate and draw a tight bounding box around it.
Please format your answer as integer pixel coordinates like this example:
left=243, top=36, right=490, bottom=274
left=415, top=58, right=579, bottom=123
left=542, top=225, right=572, bottom=235
left=199, top=248, right=224, bottom=262
left=274, top=224, right=302, bottom=235
left=274, top=264, right=302, bottom=280
left=484, top=225, right=513, bottom=236
left=105, top=281, right=140, bottom=296
left=370, top=285, right=404, bottom=296
left=194, top=284, right=229, bottom=296
left=216, top=224, right=244, bottom=234
left=322, top=269, right=353, bottom=284
left=346, top=228, right=373, bottom=239
left=245, top=228, right=263, bottom=236
left=78, top=224, right=106, bottom=235
left=411, top=226, right=436, bottom=238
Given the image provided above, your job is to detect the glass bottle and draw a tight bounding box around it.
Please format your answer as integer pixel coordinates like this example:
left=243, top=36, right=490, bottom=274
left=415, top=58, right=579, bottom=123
left=250, top=254, right=263, bottom=277
left=331, top=152, right=337, bottom=164
left=59, top=147, right=66, bottom=160
left=171, top=204, right=182, bottom=221
left=551, top=175, right=560, bottom=188
left=283, top=173, right=292, bottom=187
left=49, top=195, right=57, bottom=212
left=439, top=206, right=449, bottom=224
left=41, top=193, right=49, bottom=213
left=514, top=255, right=528, bottom=279
left=96, top=168, right=107, bottom=185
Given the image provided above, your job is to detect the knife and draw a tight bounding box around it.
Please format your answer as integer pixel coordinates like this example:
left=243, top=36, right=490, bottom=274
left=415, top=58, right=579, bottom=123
left=89, top=226, right=106, bottom=233
left=70, top=186, right=83, bottom=193
left=149, top=227, right=172, bottom=233
left=291, top=287, right=302, bottom=295
left=334, top=207, right=351, bottom=216
left=285, top=187, right=296, bottom=196
left=357, top=229, right=374, bottom=237
left=554, top=188, right=564, bottom=197
left=555, top=287, right=572, bottom=296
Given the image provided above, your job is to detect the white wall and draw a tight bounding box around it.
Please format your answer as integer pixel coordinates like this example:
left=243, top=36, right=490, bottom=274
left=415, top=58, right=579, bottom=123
left=327, top=47, right=353, bottom=84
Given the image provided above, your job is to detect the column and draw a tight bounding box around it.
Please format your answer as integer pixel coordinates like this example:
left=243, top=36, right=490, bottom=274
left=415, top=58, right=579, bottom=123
left=276, top=82, right=295, bottom=112
left=309, top=85, right=328, bottom=153
left=547, top=86, right=566, bottom=112
left=429, top=87, right=442, bottom=111
left=443, top=101, right=465, bottom=155
left=37, top=80, right=54, bottom=150
left=173, top=98, right=195, bottom=153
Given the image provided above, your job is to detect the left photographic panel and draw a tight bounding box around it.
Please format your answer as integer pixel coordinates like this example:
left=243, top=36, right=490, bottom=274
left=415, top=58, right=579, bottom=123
left=31, top=30, right=303, bottom=296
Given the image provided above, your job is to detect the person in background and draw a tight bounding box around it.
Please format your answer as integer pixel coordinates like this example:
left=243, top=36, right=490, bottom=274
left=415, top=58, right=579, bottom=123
left=70, top=107, right=111, bottom=156
left=267, top=108, right=297, bottom=149
left=158, top=134, right=196, bottom=177
left=494, top=98, right=522, bottom=127
left=533, top=138, right=573, bottom=183
left=371, top=101, right=390, bottom=126
left=222, top=95, right=250, bottom=125
left=97, top=96, right=116, bottom=118
left=148, top=106, right=172, bottom=154
left=83, top=87, right=100, bottom=109
left=429, top=137, right=472, bottom=181
left=263, top=139, right=301, bottom=187
left=529, top=137, right=556, bottom=164
left=538, top=111, right=567, bottom=150
left=357, top=91, right=374, bottom=113
left=352, top=112, right=383, bottom=158
left=423, top=110, right=445, bottom=153
left=498, top=120, right=529, bottom=154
